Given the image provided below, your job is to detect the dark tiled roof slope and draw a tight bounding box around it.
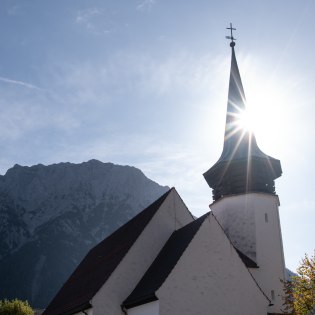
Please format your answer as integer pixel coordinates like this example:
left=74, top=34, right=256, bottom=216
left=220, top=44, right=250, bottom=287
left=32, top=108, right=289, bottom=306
left=43, top=188, right=172, bottom=315
left=123, top=213, right=209, bottom=309
left=235, top=248, right=258, bottom=268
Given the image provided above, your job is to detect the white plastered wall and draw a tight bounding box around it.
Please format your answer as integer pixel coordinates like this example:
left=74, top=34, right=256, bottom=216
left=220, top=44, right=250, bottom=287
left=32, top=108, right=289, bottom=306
left=127, top=301, right=159, bottom=315
left=157, top=213, right=269, bottom=315
left=91, top=188, right=193, bottom=315
left=73, top=308, right=93, bottom=315
left=210, top=193, right=286, bottom=313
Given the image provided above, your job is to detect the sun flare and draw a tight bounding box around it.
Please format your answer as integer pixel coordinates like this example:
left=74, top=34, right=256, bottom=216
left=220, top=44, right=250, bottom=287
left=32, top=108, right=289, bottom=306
left=237, top=109, right=254, bottom=133
left=242, top=86, right=287, bottom=156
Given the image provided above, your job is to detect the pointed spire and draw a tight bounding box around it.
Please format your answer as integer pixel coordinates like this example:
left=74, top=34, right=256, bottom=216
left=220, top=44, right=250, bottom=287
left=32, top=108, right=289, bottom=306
left=220, top=40, right=260, bottom=162
left=224, top=44, right=247, bottom=151
left=203, top=27, right=282, bottom=201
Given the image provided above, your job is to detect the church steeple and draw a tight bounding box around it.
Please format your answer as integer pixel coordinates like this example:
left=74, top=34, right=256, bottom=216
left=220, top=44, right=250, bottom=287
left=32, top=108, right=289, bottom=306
left=204, top=26, right=282, bottom=201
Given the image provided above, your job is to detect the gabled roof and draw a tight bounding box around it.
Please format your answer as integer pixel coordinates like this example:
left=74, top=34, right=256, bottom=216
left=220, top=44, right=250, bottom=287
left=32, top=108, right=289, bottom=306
left=122, top=211, right=258, bottom=309
left=43, top=188, right=173, bottom=315
left=123, top=213, right=209, bottom=309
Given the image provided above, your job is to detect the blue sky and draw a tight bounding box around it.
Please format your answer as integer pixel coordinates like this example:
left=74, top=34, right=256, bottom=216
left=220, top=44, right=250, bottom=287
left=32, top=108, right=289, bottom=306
left=0, top=0, right=314, bottom=271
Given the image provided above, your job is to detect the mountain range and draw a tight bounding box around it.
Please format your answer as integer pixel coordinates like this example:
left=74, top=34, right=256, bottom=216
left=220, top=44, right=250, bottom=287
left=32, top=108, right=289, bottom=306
left=0, top=159, right=168, bottom=308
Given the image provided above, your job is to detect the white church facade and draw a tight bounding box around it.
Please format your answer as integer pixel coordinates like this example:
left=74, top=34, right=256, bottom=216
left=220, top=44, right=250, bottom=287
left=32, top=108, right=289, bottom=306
left=43, top=29, right=286, bottom=315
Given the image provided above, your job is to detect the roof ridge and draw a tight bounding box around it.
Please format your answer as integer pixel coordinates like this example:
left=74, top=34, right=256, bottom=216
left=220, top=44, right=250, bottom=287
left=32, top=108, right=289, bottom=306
left=170, top=187, right=196, bottom=222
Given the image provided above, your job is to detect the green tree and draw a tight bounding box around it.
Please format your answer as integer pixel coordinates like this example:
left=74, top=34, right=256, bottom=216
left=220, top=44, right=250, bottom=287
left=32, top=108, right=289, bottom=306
left=282, top=251, right=315, bottom=314
left=0, top=299, right=34, bottom=315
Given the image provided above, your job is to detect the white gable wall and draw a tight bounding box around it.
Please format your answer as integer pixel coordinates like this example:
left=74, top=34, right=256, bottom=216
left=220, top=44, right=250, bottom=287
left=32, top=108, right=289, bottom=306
left=210, top=193, right=286, bottom=314
left=156, top=213, right=268, bottom=315
left=210, top=193, right=257, bottom=261
left=127, top=301, right=159, bottom=315
left=91, top=189, right=194, bottom=315
left=73, top=308, right=93, bottom=315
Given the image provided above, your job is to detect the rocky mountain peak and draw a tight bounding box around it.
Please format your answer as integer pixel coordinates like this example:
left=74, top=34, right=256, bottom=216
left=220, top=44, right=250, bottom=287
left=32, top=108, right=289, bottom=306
left=0, top=160, right=168, bottom=308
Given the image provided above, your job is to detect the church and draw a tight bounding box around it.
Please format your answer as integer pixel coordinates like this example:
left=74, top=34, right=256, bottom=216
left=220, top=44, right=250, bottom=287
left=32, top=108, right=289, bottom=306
left=43, top=27, right=286, bottom=315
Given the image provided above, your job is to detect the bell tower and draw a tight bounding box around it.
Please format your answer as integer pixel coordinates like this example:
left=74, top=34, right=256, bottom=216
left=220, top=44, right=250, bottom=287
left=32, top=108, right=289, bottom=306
left=206, top=24, right=286, bottom=314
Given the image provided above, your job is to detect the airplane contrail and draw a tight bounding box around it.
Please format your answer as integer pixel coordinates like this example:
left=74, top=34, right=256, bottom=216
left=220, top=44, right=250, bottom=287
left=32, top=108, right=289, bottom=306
left=0, top=76, right=44, bottom=90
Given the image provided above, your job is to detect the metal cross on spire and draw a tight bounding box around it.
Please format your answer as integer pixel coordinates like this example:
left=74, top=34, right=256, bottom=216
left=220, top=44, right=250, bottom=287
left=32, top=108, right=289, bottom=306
left=226, top=23, right=236, bottom=47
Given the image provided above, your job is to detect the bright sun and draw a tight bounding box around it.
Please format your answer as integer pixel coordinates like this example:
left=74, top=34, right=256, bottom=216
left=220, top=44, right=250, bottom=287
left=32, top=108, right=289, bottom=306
left=237, top=109, right=254, bottom=133
left=240, top=84, right=287, bottom=156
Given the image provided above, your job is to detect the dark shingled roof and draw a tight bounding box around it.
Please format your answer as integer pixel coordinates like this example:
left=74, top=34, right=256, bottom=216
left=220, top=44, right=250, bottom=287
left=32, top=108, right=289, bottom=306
left=235, top=248, right=259, bottom=268
left=43, top=188, right=172, bottom=315
left=123, top=213, right=209, bottom=309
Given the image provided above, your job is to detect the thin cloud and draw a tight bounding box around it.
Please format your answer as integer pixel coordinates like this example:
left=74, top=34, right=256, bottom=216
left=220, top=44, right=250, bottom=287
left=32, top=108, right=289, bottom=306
left=76, top=8, right=102, bottom=24
left=0, top=77, right=43, bottom=91
left=137, top=0, right=156, bottom=11
left=44, top=50, right=225, bottom=110
left=75, top=7, right=110, bottom=34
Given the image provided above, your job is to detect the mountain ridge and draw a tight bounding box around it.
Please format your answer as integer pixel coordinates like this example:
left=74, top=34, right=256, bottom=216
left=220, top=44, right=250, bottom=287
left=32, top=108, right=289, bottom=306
left=0, top=159, right=169, bottom=308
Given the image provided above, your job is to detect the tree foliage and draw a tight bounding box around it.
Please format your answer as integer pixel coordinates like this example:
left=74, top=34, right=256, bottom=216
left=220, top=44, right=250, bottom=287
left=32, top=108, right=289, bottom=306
left=0, top=299, right=34, bottom=315
left=282, top=251, right=315, bottom=315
